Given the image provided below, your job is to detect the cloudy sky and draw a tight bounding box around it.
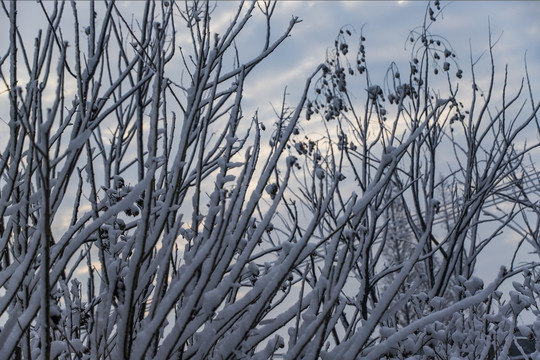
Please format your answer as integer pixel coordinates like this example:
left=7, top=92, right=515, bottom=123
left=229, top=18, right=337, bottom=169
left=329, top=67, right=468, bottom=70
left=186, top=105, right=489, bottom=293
left=1, top=0, right=539, bottom=312
left=180, top=0, right=540, bottom=302
left=281, top=0, right=540, bottom=296
left=226, top=0, right=540, bottom=281
left=232, top=1, right=540, bottom=112
left=2, top=1, right=538, bottom=137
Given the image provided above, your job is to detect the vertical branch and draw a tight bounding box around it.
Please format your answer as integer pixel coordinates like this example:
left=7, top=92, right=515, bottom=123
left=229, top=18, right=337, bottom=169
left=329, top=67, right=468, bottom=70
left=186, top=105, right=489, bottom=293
left=38, top=143, right=52, bottom=360
left=9, top=0, right=17, bottom=163
left=136, top=1, right=152, bottom=181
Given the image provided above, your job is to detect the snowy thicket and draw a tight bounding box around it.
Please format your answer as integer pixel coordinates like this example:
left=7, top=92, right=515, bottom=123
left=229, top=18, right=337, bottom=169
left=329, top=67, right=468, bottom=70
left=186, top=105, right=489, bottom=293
left=1, top=1, right=539, bottom=359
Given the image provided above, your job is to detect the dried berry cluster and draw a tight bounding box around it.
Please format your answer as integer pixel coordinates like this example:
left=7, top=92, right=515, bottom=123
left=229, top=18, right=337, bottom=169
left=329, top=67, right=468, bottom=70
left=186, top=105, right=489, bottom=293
left=408, top=15, right=463, bottom=79
left=306, top=27, right=357, bottom=122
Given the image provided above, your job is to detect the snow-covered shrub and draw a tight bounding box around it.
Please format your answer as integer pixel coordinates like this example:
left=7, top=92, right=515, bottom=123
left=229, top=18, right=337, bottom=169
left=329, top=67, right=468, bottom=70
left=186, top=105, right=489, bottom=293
left=0, top=1, right=539, bottom=359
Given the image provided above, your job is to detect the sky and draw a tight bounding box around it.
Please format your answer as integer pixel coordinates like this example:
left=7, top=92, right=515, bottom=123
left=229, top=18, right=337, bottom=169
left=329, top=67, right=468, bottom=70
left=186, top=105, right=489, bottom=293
left=234, top=1, right=540, bottom=114
left=205, top=0, right=540, bottom=285
left=222, top=0, right=540, bottom=268
left=2, top=1, right=538, bottom=145
left=1, top=0, right=540, bottom=319
left=3, top=1, right=538, bottom=112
